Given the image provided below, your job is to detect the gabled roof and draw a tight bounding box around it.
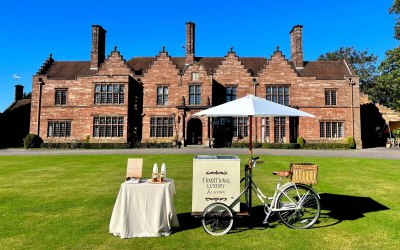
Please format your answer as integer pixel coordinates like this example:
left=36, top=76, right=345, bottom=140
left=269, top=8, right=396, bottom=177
left=38, top=55, right=352, bottom=80
left=3, top=99, right=31, bottom=113
left=297, top=61, right=352, bottom=80
left=46, top=62, right=93, bottom=79
left=127, top=57, right=156, bottom=75
left=127, top=56, right=268, bottom=76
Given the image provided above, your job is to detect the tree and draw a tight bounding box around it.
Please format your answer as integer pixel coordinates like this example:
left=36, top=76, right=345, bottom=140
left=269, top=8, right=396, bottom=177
left=373, top=0, right=400, bottom=111
left=318, top=47, right=378, bottom=94
left=389, top=0, right=400, bottom=40
left=22, top=92, right=32, bottom=99
left=376, top=46, right=400, bottom=111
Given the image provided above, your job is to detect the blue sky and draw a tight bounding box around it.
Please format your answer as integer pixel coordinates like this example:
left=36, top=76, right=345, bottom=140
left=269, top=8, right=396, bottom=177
left=0, top=0, right=397, bottom=112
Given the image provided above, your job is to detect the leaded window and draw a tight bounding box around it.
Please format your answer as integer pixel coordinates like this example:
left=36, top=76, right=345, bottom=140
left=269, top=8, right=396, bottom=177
left=93, top=116, right=124, bottom=137
left=233, top=117, right=248, bottom=138
left=189, top=85, right=201, bottom=105
left=274, top=117, right=286, bottom=143
left=320, top=121, right=344, bottom=138
left=262, top=117, right=270, bottom=143
left=157, top=86, right=168, bottom=105
left=325, top=89, right=337, bottom=106
left=226, top=86, right=237, bottom=102
left=94, top=84, right=125, bottom=104
left=150, top=117, right=174, bottom=138
left=48, top=121, right=71, bottom=137
left=266, top=86, right=290, bottom=106
left=55, top=89, right=67, bottom=105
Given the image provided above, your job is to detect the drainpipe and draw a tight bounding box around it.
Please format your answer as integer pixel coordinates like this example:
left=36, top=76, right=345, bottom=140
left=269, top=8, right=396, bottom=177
left=348, top=78, right=355, bottom=138
left=37, top=78, right=45, bottom=136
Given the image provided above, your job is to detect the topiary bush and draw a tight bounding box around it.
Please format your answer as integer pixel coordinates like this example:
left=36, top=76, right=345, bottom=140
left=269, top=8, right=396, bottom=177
left=23, top=133, right=43, bottom=149
left=297, top=136, right=305, bottom=148
left=346, top=137, right=356, bottom=149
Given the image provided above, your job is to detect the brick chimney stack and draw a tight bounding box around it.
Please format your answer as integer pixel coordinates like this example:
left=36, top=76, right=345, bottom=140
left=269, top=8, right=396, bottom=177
left=185, top=22, right=195, bottom=64
left=290, top=25, right=304, bottom=68
left=90, top=25, right=106, bottom=71
left=15, top=85, right=23, bottom=101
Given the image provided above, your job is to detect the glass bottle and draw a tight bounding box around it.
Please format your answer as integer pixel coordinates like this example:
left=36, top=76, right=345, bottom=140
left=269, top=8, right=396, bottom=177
left=152, top=163, right=158, bottom=182
left=161, top=163, right=166, bottom=182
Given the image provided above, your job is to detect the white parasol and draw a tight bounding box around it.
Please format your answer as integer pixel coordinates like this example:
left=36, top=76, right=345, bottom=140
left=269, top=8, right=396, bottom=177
left=193, top=94, right=315, bottom=159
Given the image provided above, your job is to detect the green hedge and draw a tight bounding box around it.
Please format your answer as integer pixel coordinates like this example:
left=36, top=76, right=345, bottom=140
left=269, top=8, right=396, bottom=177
left=40, top=142, right=175, bottom=149
left=301, top=143, right=352, bottom=150
left=231, top=142, right=263, bottom=148
left=231, top=142, right=352, bottom=150
left=41, top=143, right=131, bottom=149
left=262, top=143, right=301, bottom=149
left=131, top=142, right=174, bottom=148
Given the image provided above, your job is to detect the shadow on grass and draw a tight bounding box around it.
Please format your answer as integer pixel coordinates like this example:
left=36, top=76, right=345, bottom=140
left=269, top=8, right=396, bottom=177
left=176, top=194, right=390, bottom=233
left=315, top=193, right=390, bottom=227
left=175, top=213, right=202, bottom=232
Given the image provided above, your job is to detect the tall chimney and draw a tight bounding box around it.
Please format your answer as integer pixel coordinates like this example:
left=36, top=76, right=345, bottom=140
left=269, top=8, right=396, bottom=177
left=290, top=25, right=304, bottom=68
left=15, top=85, right=23, bottom=101
left=90, top=25, right=106, bottom=71
left=185, top=22, right=195, bottom=64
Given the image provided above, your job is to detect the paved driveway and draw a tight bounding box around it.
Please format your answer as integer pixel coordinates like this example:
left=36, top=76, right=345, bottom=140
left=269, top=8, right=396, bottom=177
left=0, top=147, right=399, bottom=160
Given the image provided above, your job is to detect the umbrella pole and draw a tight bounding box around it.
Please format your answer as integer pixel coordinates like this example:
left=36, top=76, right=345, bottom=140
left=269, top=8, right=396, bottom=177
left=249, top=116, right=253, bottom=160
left=248, top=116, right=253, bottom=215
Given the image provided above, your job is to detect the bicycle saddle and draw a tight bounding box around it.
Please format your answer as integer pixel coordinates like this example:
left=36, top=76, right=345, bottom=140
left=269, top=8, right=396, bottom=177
left=273, top=170, right=291, bottom=177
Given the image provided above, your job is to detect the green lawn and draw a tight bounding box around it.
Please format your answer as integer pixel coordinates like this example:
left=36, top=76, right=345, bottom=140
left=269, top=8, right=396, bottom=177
left=0, top=154, right=399, bottom=249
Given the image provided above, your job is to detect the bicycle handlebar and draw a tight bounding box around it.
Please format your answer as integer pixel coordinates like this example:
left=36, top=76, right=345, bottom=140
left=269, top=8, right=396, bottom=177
left=250, top=156, right=263, bottom=168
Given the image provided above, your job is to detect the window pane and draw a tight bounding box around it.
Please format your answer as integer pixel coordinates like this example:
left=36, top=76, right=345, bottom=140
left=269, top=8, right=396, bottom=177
left=326, top=123, right=331, bottom=138
left=332, top=122, right=338, bottom=138
left=338, top=122, right=344, bottom=137
left=320, top=122, right=325, bottom=138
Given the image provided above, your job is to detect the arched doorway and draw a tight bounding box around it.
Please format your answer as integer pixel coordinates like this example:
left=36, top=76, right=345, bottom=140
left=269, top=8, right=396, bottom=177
left=187, top=118, right=202, bottom=145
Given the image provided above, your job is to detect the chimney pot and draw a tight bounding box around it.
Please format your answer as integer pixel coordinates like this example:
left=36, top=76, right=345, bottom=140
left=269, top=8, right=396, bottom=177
left=15, top=85, right=23, bottom=101
left=90, top=25, right=107, bottom=71
left=290, top=25, right=304, bottom=68
left=185, top=22, right=195, bottom=63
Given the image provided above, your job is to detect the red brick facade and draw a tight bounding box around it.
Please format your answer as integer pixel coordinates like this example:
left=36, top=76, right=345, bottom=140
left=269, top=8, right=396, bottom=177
left=30, top=23, right=362, bottom=147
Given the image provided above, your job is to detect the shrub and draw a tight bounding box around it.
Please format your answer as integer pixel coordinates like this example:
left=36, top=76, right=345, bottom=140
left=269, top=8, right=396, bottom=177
left=392, top=128, right=400, bottom=138
left=261, top=143, right=300, bottom=149
left=346, top=137, right=356, bottom=149
left=297, top=136, right=305, bottom=148
left=302, top=143, right=351, bottom=150
left=132, top=142, right=174, bottom=148
left=23, top=134, right=43, bottom=149
left=231, top=142, right=262, bottom=149
left=41, top=143, right=131, bottom=149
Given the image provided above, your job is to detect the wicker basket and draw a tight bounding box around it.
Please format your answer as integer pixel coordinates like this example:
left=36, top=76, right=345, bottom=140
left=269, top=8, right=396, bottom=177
left=290, top=163, right=318, bottom=184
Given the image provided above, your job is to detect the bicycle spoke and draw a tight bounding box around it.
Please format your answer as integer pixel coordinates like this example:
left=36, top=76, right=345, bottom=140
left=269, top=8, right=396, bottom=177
left=201, top=203, right=233, bottom=236
left=277, top=185, right=320, bottom=229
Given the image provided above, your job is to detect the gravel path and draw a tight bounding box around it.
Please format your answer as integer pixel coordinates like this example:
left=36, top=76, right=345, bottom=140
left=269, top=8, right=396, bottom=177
left=0, top=147, right=399, bottom=160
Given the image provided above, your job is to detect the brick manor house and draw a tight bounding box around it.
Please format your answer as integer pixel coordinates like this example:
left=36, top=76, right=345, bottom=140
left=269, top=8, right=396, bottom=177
left=30, top=22, right=362, bottom=148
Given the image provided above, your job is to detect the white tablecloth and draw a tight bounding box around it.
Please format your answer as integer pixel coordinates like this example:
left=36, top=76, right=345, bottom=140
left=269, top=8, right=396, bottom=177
left=109, top=179, right=179, bottom=238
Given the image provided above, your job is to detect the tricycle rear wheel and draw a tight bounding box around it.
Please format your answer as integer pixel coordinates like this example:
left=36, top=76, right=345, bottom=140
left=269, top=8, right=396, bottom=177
left=201, top=202, right=233, bottom=235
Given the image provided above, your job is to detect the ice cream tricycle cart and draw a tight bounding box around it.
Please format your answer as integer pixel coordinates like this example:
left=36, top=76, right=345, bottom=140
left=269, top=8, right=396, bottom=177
left=191, top=155, right=320, bottom=236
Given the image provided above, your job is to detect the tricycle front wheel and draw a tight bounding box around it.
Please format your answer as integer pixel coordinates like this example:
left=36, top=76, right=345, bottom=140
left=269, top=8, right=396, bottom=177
left=201, top=202, right=233, bottom=236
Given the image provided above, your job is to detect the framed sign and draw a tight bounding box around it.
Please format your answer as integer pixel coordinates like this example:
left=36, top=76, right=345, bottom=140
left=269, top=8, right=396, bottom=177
left=192, top=155, right=240, bottom=212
